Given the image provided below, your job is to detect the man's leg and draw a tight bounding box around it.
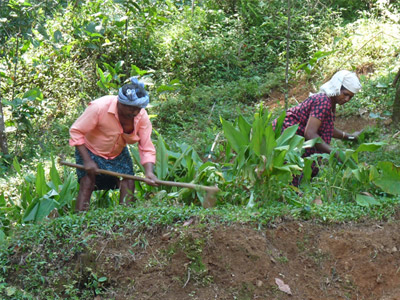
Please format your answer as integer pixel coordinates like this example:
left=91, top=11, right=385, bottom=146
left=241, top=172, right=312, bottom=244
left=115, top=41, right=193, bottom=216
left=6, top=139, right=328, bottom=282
left=76, top=175, right=95, bottom=211
left=119, top=179, right=135, bottom=205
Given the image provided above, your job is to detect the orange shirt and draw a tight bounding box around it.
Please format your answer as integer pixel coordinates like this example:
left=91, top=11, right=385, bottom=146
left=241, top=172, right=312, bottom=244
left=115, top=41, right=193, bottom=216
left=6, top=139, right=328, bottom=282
left=69, top=96, right=156, bottom=165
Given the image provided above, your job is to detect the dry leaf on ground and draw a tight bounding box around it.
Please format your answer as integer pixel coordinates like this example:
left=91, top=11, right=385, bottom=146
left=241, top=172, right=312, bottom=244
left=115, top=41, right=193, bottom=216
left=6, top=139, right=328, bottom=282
left=275, top=278, right=292, bottom=295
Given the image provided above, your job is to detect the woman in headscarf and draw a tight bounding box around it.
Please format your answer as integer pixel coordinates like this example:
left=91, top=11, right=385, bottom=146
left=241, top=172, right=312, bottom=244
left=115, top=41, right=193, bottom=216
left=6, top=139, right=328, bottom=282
left=69, top=77, right=158, bottom=211
left=273, top=70, right=363, bottom=185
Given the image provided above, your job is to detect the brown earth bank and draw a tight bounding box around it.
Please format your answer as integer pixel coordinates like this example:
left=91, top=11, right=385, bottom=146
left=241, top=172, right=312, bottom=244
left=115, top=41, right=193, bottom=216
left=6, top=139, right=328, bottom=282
left=62, top=216, right=400, bottom=300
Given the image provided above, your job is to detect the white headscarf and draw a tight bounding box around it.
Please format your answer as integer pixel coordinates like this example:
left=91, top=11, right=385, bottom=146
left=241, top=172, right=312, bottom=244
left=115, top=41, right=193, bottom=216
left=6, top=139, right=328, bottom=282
left=319, top=70, right=362, bottom=96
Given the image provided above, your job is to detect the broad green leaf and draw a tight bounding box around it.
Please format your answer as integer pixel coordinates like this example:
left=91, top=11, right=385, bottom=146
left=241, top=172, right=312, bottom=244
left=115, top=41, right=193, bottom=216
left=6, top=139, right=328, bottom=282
left=221, top=118, right=248, bottom=153
left=35, top=197, right=57, bottom=221
left=274, top=111, right=286, bottom=139
left=274, top=165, right=302, bottom=172
left=238, top=115, right=252, bottom=140
left=156, top=136, right=169, bottom=180
left=50, top=157, right=61, bottom=188
left=0, top=229, right=5, bottom=243
left=288, top=135, right=304, bottom=151
left=20, top=184, right=32, bottom=209
left=373, top=162, right=400, bottom=195
left=129, top=146, right=145, bottom=174
left=184, top=153, right=196, bottom=181
left=337, top=149, right=358, bottom=169
left=274, top=145, right=290, bottom=151
left=369, top=166, right=380, bottom=182
left=263, top=124, right=276, bottom=157
left=250, top=116, right=265, bottom=155
left=234, top=147, right=250, bottom=171
left=351, top=142, right=385, bottom=163
left=352, top=169, right=363, bottom=182
left=302, top=137, right=322, bottom=149
left=224, top=142, right=232, bottom=163
left=13, top=156, right=21, bottom=174
left=355, top=142, right=385, bottom=153
left=356, top=194, right=381, bottom=207
left=23, top=199, right=40, bottom=222
left=35, top=163, right=47, bottom=197
left=58, top=172, right=77, bottom=208
left=301, top=157, right=314, bottom=184
left=0, top=193, right=5, bottom=206
left=169, top=148, right=192, bottom=179
left=276, top=125, right=299, bottom=146
left=272, top=150, right=287, bottom=168
left=37, top=23, right=50, bottom=40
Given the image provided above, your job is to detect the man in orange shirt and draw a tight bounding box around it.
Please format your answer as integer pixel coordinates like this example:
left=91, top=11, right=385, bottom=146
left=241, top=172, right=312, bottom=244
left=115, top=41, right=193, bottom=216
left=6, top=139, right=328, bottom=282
left=69, top=77, right=158, bottom=211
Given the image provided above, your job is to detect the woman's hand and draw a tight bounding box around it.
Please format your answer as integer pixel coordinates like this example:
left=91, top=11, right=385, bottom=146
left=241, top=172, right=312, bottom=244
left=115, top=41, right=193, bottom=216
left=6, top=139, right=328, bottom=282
left=349, top=129, right=364, bottom=141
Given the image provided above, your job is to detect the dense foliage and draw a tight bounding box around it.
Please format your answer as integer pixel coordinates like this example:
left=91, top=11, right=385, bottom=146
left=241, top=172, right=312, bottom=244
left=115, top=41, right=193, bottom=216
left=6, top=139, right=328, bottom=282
left=0, top=0, right=400, bottom=297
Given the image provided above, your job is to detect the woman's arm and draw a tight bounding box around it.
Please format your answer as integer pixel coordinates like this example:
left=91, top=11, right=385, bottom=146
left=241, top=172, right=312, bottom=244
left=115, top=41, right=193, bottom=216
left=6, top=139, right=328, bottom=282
left=333, top=127, right=361, bottom=140
left=304, top=116, right=333, bottom=154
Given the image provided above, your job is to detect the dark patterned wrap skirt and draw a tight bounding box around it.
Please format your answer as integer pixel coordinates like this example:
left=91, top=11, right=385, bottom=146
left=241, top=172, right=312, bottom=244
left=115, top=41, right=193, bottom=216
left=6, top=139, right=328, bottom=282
left=75, top=147, right=134, bottom=190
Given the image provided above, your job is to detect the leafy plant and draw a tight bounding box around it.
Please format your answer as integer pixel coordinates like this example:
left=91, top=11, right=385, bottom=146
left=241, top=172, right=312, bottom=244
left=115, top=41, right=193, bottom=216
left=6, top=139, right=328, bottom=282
left=0, top=157, right=78, bottom=232
left=309, top=141, right=400, bottom=205
left=96, top=60, right=125, bottom=92
left=220, top=106, right=320, bottom=204
left=294, top=50, right=335, bottom=75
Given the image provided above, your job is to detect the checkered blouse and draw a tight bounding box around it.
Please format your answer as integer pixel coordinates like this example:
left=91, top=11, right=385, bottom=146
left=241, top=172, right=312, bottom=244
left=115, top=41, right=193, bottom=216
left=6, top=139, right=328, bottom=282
left=280, top=93, right=335, bottom=156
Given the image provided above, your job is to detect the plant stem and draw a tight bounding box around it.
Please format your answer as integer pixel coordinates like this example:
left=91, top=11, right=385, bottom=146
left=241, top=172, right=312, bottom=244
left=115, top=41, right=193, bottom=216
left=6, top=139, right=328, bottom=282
left=284, top=0, right=291, bottom=110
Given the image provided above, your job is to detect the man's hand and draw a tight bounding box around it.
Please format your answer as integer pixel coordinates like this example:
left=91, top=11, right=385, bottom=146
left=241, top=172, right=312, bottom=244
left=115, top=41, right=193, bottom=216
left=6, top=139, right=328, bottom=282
left=76, top=145, right=98, bottom=177
left=143, top=162, right=159, bottom=186
left=83, top=160, right=98, bottom=177
left=145, top=172, right=159, bottom=186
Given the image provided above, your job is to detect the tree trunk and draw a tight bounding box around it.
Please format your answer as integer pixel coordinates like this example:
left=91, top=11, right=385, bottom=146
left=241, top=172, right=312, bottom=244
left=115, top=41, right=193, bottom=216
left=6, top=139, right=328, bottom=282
left=392, top=68, right=400, bottom=127
left=284, top=0, right=291, bottom=110
left=0, top=98, right=8, bottom=155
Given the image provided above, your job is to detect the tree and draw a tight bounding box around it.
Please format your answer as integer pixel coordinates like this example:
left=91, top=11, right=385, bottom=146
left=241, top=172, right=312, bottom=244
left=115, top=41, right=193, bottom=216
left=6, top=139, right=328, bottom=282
left=0, top=0, right=61, bottom=155
left=393, top=68, right=400, bottom=127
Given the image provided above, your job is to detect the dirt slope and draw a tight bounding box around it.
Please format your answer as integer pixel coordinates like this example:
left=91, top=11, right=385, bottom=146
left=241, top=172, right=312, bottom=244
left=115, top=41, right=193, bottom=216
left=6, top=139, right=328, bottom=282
left=81, top=216, right=400, bottom=300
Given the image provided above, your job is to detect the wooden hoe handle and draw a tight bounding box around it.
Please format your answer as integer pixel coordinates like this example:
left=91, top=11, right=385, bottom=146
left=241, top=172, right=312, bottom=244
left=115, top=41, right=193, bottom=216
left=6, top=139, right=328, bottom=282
left=59, top=160, right=219, bottom=193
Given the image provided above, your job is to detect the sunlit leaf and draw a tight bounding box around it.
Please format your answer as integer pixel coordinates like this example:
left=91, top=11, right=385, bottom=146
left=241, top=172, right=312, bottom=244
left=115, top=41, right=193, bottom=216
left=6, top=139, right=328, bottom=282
left=356, top=194, right=381, bottom=207
left=12, top=156, right=21, bottom=174
left=23, top=199, right=39, bottom=222
left=0, top=193, right=5, bottom=206
left=373, top=162, right=400, bottom=195
left=35, top=163, right=47, bottom=198
left=276, top=125, right=299, bottom=146
left=221, top=118, right=248, bottom=153
left=156, top=136, right=169, bottom=180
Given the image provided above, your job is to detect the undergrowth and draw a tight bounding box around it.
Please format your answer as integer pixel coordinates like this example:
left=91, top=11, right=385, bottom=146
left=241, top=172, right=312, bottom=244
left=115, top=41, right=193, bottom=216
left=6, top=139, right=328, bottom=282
left=2, top=195, right=400, bottom=298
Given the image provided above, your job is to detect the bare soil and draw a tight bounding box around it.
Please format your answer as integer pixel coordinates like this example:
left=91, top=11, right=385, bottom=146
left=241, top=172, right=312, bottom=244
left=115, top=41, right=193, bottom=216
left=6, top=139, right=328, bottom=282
left=87, top=216, right=400, bottom=300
